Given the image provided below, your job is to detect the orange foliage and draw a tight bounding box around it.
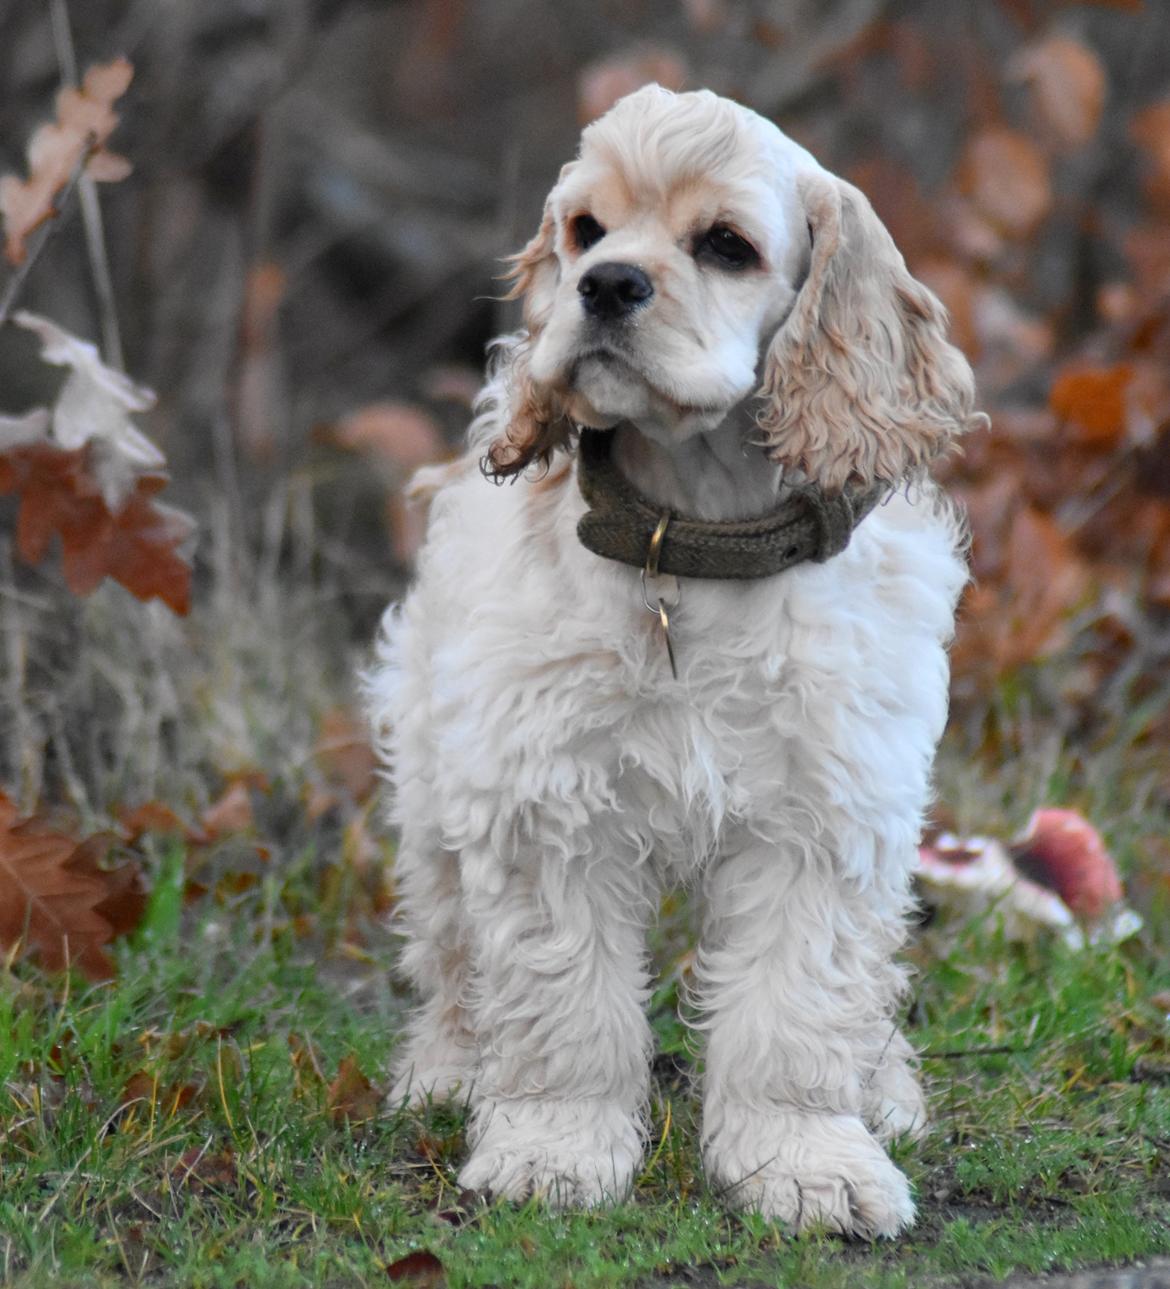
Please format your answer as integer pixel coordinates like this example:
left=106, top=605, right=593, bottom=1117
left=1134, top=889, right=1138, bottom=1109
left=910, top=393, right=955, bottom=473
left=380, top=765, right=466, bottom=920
left=0, top=443, right=193, bottom=613
left=0, top=792, right=146, bottom=979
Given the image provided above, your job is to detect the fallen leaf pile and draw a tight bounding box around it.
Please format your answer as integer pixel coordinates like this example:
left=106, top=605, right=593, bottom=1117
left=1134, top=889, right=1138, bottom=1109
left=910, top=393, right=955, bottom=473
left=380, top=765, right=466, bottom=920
left=0, top=792, right=146, bottom=979
left=802, top=20, right=1170, bottom=707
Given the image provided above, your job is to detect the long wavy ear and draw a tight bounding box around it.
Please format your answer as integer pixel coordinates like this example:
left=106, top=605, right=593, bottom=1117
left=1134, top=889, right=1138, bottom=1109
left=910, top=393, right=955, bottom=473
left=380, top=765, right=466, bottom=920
left=757, top=173, right=983, bottom=492
left=483, top=190, right=574, bottom=480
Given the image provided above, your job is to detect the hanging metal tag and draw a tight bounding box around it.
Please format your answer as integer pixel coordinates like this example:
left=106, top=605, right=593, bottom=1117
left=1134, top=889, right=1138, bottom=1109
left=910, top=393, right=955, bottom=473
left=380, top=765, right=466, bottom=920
left=641, top=512, right=680, bottom=679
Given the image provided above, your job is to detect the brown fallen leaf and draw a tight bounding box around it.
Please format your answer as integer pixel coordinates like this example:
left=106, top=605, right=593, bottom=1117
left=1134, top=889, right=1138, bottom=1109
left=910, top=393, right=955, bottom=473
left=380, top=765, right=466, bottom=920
left=327, top=1054, right=380, bottom=1124
left=1050, top=362, right=1133, bottom=447
left=0, top=443, right=193, bottom=614
left=118, top=801, right=209, bottom=846
left=200, top=781, right=255, bottom=840
left=316, top=707, right=378, bottom=803
left=0, top=793, right=147, bottom=980
left=385, top=1250, right=447, bottom=1287
left=0, top=313, right=195, bottom=613
left=0, top=57, right=134, bottom=264
left=1011, top=509, right=1085, bottom=644
left=169, top=1147, right=237, bottom=1193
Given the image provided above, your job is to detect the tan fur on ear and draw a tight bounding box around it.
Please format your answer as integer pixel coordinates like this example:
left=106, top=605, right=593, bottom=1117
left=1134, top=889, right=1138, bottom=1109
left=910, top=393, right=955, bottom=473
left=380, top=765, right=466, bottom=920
left=757, top=174, right=984, bottom=492
left=481, top=337, right=569, bottom=479
left=483, top=193, right=573, bottom=481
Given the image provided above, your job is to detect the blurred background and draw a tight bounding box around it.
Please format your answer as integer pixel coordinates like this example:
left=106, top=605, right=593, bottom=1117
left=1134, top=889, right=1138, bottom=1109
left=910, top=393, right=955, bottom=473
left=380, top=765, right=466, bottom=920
left=1, top=0, right=1169, bottom=929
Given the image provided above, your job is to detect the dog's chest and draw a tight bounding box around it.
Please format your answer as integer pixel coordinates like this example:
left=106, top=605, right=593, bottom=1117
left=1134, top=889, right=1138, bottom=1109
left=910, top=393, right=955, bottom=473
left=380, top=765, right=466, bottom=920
left=595, top=581, right=804, bottom=870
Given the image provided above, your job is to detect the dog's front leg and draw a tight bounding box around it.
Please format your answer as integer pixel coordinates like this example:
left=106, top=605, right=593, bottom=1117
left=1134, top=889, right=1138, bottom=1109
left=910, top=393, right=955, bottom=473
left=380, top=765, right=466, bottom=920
left=457, top=835, right=652, bottom=1208
left=696, top=843, right=918, bottom=1238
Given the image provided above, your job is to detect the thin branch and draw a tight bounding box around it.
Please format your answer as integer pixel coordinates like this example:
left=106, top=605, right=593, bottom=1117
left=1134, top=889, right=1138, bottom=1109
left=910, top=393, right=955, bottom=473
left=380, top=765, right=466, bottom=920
left=922, top=1044, right=1025, bottom=1060
left=76, top=176, right=124, bottom=370
left=48, top=0, right=78, bottom=83
left=49, top=0, right=125, bottom=370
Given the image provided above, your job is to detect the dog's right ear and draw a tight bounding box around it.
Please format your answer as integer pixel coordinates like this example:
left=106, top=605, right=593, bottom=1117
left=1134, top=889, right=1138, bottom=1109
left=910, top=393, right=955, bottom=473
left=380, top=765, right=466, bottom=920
left=483, top=172, right=575, bottom=480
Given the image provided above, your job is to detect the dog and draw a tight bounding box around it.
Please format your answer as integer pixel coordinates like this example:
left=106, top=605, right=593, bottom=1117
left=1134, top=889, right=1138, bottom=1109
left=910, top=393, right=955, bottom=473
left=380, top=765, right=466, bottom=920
left=367, top=84, right=981, bottom=1238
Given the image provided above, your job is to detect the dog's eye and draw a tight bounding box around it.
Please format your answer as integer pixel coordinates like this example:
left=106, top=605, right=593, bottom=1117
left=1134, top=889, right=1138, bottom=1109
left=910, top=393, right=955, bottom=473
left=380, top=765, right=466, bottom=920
left=572, top=214, right=606, bottom=252
left=697, top=225, right=759, bottom=270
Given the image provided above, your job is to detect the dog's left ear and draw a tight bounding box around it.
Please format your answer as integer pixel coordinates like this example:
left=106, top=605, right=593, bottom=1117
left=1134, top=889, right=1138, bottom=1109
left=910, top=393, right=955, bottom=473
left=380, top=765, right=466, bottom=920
left=757, top=173, right=983, bottom=491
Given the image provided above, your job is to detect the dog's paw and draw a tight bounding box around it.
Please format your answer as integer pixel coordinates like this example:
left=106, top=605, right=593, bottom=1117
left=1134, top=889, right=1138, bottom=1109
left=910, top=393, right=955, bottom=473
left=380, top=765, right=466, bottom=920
left=458, top=1098, right=642, bottom=1208
left=704, top=1105, right=915, bottom=1238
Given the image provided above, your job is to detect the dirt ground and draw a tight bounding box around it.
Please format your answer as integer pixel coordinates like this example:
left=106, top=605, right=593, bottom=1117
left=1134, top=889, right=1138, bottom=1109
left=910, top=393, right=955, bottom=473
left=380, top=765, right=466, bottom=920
left=635, top=1259, right=1170, bottom=1289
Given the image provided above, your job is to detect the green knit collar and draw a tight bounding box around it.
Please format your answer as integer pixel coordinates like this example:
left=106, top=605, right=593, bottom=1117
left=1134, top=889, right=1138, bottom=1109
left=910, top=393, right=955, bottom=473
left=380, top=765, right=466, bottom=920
left=575, top=428, right=884, bottom=581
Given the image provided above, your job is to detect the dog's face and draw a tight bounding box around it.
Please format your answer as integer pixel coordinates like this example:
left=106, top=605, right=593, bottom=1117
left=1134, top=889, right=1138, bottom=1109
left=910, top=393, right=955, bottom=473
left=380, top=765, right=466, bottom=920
left=524, top=93, right=812, bottom=444
left=487, top=86, right=981, bottom=489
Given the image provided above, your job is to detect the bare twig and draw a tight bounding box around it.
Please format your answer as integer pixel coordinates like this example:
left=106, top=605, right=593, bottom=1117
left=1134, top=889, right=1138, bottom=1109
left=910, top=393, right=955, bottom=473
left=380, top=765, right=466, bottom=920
left=923, top=1044, right=1026, bottom=1060
left=0, top=143, right=92, bottom=326
left=50, top=0, right=125, bottom=370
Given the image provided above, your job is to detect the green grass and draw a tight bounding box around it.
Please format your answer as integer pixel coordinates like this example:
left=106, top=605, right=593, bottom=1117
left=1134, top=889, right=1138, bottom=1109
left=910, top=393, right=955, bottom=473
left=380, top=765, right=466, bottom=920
left=3, top=659, right=1170, bottom=1287
left=2, top=847, right=1169, bottom=1289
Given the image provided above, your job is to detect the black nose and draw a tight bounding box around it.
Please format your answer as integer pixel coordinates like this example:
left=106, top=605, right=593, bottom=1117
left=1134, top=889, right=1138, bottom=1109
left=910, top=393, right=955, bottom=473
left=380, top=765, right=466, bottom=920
left=577, top=261, right=654, bottom=320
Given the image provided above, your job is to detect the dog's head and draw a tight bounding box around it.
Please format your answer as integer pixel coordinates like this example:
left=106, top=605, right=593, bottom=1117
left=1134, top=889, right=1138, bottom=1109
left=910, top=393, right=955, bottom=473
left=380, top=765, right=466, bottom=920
left=485, top=85, right=981, bottom=491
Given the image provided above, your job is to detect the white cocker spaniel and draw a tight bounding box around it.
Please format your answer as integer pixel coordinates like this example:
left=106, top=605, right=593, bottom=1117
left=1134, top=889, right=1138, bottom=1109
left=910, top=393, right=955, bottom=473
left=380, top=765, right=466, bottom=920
left=368, top=85, right=982, bottom=1238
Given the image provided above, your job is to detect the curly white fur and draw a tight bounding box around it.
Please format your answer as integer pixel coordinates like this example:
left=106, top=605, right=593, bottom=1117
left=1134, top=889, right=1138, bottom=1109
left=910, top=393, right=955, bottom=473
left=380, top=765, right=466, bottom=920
left=366, top=85, right=975, bottom=1238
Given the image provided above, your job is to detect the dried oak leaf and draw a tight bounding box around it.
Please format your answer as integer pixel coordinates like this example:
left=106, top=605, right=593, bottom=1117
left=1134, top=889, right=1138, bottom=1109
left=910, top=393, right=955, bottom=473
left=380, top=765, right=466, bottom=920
left=385, top=1250, right=447, bottom=1287
left=0, top=792, right=147, bottom=980
left=0, top=443, right=193, bottom=614
left=577, top=48, right=687, bottom=125
left=118, top=800, right=209, bottom=846
left=327, top=1054, right=380, bottom=1124
left=1002, top=506, right=1089, bottom=659
left=1008, top=35, right=1107, bottom=150
left=327, top=402, right=446, bottom=471
left=1050, top=362, right=1133, bottom=447
left=200, top=780, right=255, bottom=840
left=959, top=127, right=1052, bottom=238
left=953, top=505, right=1089, bottom=679
left=169, top=1147, right=238, bottom=1193
left=0, top=57, right=134, bottom=264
